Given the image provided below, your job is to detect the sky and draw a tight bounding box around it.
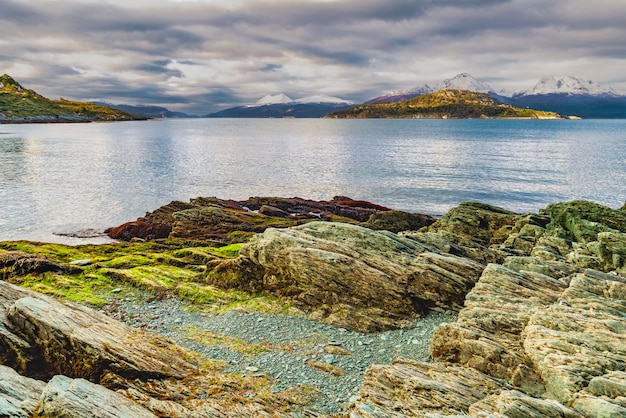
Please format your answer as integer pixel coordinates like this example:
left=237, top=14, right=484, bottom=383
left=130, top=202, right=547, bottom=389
left=2, top=0, right=626, bottom=115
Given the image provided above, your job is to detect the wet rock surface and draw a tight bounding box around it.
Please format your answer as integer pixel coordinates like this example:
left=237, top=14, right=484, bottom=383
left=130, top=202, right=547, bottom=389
left=106, top=196, right=435, bottom=242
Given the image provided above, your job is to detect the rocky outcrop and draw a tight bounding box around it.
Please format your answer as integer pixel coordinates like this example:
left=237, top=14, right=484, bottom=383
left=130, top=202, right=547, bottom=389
left=207, top=221, right=484, bottom=332
left=1, top=250, right=65, bottom=278
left=349, top=200, right=626, bottom=417
left=0, top=365, right=45, bottom=418
left=106, top=196, right=435, bottom=242
left=0, top=281, right=313, bottom=417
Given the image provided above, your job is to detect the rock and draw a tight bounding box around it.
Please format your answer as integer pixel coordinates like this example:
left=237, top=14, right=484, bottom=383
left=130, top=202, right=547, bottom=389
left=105, top=195, right=413, bottom=242
left=351, top=359, right=508, bottom=417
left=431, top=263, right=565, bottom=395
left=0, top=365, right=45, bottom=418
left=541, top=200, right=626, bottom=243
left=209, top=221, right=484, bottom=331
left=0, top=251, right=65, bottom=278
left=1, top=282, right=196, bottom=381
left=424, top=202, right=520, bottom=248
left=364, top=210, right=435, bottom=233
left=69, top=259, right=93, bottom=266
left=38, top=375, right=157, bottom=418
left=258, top=204, right=289, bottom=217
left=523, top=271, right=626, bottom=406
left=471, top=390, right=584, bottom=417
left=105, top=220, right=171, bottom=241
left=0, top=281, right=314, bottom=417
left=350, top=201, right=626, bottom=417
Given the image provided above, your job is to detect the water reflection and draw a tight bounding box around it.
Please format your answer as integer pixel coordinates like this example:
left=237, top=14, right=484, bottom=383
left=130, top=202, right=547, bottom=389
left=0, top=119, right=625, bottom=242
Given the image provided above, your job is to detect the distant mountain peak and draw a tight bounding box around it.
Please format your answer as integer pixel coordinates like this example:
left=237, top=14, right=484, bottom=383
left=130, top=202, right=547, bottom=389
left=252, top=93, right=294, bottom=106
left=249, top=93, right=352, bottom=107
left=295, top=94, right=354, bottom=104
left=516, top=75, right=618, bottom=97
left=437, top=73, right=495, bottom=93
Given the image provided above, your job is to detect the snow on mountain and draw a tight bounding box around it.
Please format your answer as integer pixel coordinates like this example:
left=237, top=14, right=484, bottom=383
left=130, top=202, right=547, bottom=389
left=515, top=76, right=618, bottom=97
left=249, top=93, right=353, bottom=106
left=366, top=85, right=434, bottom=104
left=295, top=94, right=354, bottom=104
left=437, top=73, right=495, bottom=93
left=251, top=93, right=294, bottom=106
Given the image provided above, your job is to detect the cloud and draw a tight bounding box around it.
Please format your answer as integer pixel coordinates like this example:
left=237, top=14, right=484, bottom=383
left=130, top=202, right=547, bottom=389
left=1, top=0, right=625, bottom=113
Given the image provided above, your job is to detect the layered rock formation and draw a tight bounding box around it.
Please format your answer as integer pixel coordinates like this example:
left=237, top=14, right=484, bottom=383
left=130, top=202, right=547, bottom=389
left=350, top=200, right=626, bottom=417
left=0, top=281, right=312, bottom=417
left=2, top=198, right=625, bottom=417
left=207, top=221, right=484, bottom=332
left=106, top=196, right=435, bottom=242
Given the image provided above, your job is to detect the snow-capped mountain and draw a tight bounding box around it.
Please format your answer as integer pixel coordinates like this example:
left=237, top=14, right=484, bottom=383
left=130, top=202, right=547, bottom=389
left=251, top=93, right=294, bottom=106
left=367, top=73, right=496, bottom=103
left=249, top=93, right=353, bottom=107
left=436, top=73, right=495, bottom=93
left=365, top=85, right=434, bottom=104
left=206, top=92, right=354, bottom=118
left=295, top=94, right=354, bottom=104
left=514, top=76, right=618, bottom=97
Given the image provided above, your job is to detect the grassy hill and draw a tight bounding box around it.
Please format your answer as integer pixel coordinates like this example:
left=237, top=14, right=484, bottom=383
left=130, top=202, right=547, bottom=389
left=0, top=74, right=147, bottom=123
left=326, top=89, right=564, bottom=119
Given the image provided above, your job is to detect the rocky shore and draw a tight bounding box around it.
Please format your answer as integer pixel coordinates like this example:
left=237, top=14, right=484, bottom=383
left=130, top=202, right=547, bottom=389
left=1, top=197, right=625, bottom=417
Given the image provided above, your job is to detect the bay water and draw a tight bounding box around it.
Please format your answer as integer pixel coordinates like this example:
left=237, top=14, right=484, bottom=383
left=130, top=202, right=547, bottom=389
left=1, top=118, right=624, bottom=243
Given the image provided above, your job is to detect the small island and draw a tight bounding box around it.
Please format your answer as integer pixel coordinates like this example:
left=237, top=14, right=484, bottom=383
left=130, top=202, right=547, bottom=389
left=0, top=74, right=146, bottom=123
left=326, top=89, right=566, bottom=119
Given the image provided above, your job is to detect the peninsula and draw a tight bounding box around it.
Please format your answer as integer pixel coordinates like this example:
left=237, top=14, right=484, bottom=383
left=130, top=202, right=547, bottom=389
left=0, top=74, right=146, bottom=123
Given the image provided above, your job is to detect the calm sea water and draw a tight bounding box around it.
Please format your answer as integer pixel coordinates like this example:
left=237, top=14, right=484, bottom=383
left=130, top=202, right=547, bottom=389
left=1, top=118, right=625, bottom=243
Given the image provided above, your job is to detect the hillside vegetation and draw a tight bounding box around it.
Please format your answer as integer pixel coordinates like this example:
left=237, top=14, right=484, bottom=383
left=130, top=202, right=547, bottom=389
left=327, top=89, right=563, bottom=119
left=0, top=74, right=146, bottom=123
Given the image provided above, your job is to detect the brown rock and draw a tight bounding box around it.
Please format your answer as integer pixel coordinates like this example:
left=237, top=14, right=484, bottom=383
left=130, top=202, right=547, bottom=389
left=258, top=204, right=289, bottom=217
left=38, top=375, right=157, bottom=418
left=0, top=250, right=65, bottom=278
left=351, top=359, right=508, bottom=417
left=105, top=195, right=408, bottom=242
left=1, top=281, right=196, bottom=381
left=209, top=221, right=484, bottom=331
left=105, top=221, right=171, bottom=241
left=365, top=209, right=435, bottom=233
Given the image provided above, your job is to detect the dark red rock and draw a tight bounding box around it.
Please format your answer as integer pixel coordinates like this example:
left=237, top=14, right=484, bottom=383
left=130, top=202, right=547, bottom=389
left=105, top=196, right=431, bottom=242
left=105, top=221, right=171, bottom=242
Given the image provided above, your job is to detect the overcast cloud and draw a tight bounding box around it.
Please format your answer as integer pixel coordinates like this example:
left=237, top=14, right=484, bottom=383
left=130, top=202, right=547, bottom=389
left=2, top=0, right=625, bottom=114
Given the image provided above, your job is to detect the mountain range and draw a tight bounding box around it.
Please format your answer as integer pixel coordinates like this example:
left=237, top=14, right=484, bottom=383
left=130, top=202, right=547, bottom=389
left=208, top=73, right=626, bottom=119
left=366, top=73, right=626, bottom=119
left=327, top=89, right=563, bottom=120
left=2, top=73, right=626, bottom=121
left=205, top=93, right=354, bottom=118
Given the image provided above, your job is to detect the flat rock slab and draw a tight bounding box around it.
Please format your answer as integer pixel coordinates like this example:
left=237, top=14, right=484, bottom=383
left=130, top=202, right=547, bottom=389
left=1, top=280, right=197, bottom=381
left=38, top=375, right=157, bottom=418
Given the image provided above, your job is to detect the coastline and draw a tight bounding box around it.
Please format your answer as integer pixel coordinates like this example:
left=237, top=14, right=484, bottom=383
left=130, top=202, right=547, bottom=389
left=1, top=197, right=625, bottom=416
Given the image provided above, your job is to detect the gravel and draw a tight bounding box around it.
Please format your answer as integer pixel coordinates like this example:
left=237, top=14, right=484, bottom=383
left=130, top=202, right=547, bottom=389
left=103, top=296, right=456, bottom=416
